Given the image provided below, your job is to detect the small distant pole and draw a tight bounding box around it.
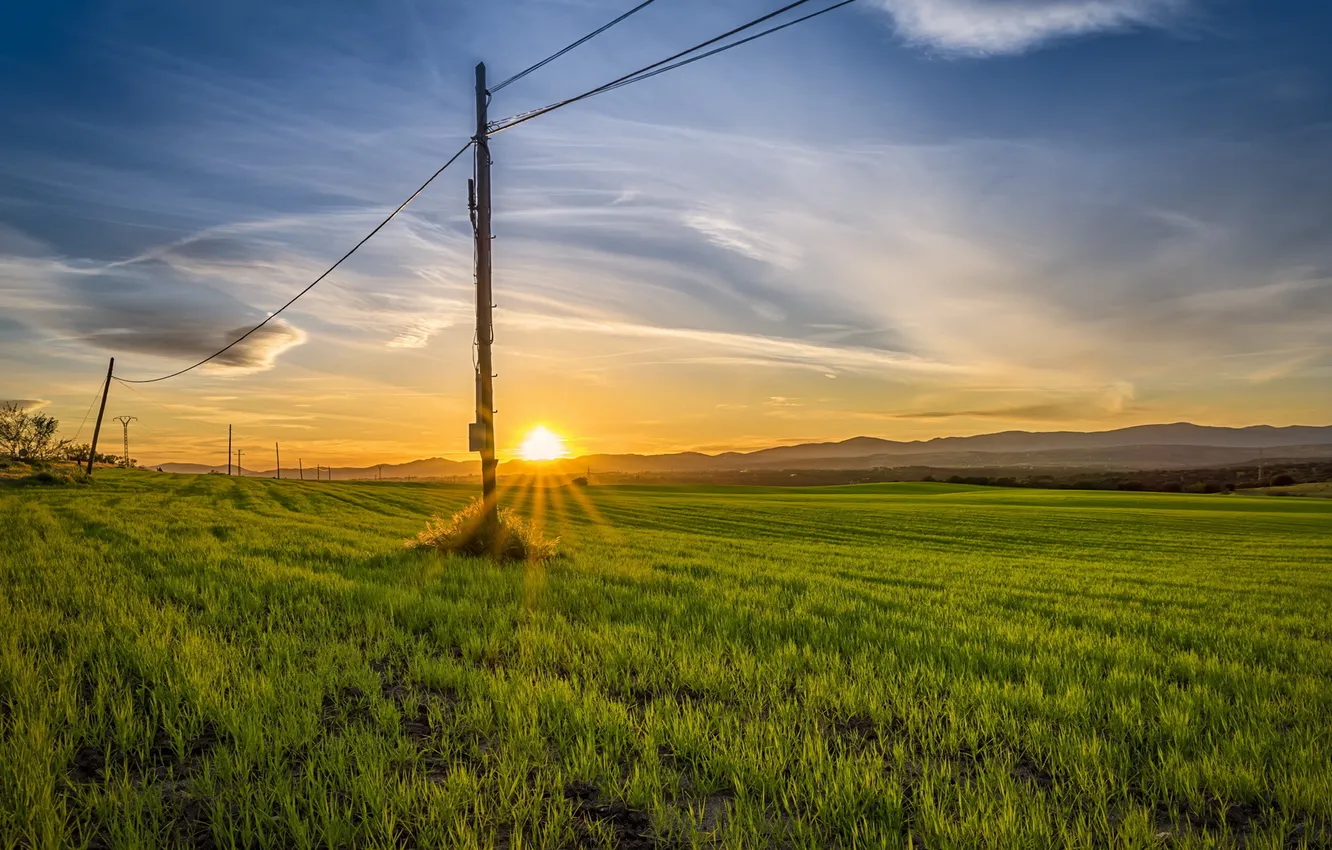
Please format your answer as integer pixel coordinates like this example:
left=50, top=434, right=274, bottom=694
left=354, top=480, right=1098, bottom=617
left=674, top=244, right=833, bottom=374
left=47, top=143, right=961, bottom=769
left=113, top=416, right=137, bottom=469
left=227, top=425, right=232, bottom=475
left=378, top=465, right=382, bottom=481
left=86, top=357, right=114, bottom=476
left=299, top=458, right=304, bottom=481
left=236, top=449, right=242, bottom=476
left=275, top=442, right=281, bottom=480
left=1258, top=447, right=1265, bottom=483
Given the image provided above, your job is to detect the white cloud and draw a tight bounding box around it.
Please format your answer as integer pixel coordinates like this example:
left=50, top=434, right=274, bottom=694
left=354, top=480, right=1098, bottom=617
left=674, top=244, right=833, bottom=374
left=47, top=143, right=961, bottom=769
left=0, top=398, right=50, bottom=411
left=683, top=210, right=802, bottom=270
left=503, top=311, right=965, bottom=376
left=387, top=317, right=455, bottom=349
left=874, top=0, right=1190, bottom=56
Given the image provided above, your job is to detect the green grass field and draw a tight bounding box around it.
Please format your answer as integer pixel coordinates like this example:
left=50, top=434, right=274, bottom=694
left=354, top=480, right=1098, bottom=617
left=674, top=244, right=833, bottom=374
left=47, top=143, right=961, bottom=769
left=2, top=472, right=1330, bottom=849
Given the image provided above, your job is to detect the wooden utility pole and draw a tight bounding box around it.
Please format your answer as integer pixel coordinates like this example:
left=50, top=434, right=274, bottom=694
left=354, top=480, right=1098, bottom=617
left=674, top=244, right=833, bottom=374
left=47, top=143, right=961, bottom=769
left=473, top=62, right=499, bottom=528
left=113, top=416, right=137, bottom=469
left=299, top=458, right=303, bottom=481
left=275, top=443, right=281, bottom=479
left=87, top=358, right=114, bottom=476
left=236, top=449, right=242, bottom=476
left=227, top=425, right=232, bottom=475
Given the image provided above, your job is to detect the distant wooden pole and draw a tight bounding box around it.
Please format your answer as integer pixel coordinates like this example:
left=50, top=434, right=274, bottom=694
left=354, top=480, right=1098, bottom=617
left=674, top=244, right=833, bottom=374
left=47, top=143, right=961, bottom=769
left=299, top=458, right=303, bottom=480
left=236, top=449, right=242, bottom=476
left=275, top=442, right=281, bottom=480
left=227, top=425, right=232, bottom=475
left=86, top=357, right=114, bottom=476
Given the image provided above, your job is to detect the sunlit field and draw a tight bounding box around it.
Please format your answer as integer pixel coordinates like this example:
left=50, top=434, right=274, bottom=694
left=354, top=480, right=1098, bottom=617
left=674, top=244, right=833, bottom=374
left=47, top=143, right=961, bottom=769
left=2, top=472, right=1330, bottom=848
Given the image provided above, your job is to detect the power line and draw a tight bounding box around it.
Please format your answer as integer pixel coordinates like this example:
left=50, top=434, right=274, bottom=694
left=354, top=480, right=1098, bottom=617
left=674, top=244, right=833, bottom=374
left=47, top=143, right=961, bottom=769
left=489, top=0, right=854, bottom=134
left=589, top=0, right=858, bottom=98
left=491, top=0, right=662, bottom=94
left=116, top=140, right=475, bottom=384
left=70, top=378, right=107, bottom=443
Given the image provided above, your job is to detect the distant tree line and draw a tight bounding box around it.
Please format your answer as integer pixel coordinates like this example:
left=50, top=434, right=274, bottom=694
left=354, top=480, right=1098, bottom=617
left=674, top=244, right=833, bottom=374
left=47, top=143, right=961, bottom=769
left=576, top=460, right=1329, bottom=491
left=925, top=462, right=1325, bottom=493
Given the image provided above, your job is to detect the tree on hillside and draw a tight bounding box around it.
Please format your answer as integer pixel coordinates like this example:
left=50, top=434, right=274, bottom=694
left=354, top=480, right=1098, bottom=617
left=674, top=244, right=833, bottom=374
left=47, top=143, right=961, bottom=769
left=0, top=402, right=70, bottom=461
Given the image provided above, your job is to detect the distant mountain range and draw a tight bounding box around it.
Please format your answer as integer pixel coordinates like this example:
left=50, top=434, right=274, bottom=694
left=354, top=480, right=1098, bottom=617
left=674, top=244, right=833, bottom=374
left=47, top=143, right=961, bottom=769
left=152, top=423, right=1332, bottom=479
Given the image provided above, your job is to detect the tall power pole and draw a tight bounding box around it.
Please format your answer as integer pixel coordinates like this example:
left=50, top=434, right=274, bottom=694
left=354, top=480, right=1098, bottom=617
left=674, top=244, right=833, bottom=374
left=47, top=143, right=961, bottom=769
left=86, top=357, right=114, bottom=476
left=299, top=458, right=303, bottom=481
left=236, top=449, right=242, bottom=476
left=227, top=425, right=232, bottom=475
left=113, top=416, right=137, bottom=469
left=473, top=62, right=498, bottom=528
left=275, top=443, right=281, bottom=480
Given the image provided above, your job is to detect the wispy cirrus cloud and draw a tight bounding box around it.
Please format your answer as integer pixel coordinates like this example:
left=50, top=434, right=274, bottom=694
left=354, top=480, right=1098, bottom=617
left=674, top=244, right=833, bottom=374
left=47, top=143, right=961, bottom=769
left=874, top=0, right=1193, bottom=55
left=503, top=311, right=963, bottom=376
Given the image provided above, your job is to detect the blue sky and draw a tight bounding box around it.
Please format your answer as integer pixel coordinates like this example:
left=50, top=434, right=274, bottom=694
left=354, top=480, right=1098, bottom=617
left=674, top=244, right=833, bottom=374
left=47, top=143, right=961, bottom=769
left=2, top=0, right=1330, bottom=463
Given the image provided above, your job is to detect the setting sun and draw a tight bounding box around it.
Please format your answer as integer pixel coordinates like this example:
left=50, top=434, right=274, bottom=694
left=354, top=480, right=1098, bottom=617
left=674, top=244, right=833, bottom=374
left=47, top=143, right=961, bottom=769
left=517, top=425, right=568, bottom=462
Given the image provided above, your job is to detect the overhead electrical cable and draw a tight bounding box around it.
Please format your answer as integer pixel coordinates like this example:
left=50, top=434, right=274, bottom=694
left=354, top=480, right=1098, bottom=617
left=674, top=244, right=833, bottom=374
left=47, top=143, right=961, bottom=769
left=584, top=0, right=858, bottom=97
left=70, top=379, right=106, bottom=443
left=489, top=0, right=856, bottom=134
left=491, top=0, right=662, bottom=93
left=117, top=140, right=474, bottom=384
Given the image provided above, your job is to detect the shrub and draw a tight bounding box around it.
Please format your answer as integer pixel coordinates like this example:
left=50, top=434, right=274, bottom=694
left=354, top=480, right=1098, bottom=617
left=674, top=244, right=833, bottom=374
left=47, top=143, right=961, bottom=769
left=407, top=499, right=558, bottom=562
left=572, top=476, right=589, bottom=487
left=1271, top=474, right=1297, bottom=487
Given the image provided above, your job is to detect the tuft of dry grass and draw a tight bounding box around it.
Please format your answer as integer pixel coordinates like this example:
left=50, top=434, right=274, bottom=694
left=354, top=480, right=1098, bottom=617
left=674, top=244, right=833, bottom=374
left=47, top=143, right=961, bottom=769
left=406, top=498, right=559, bottom=562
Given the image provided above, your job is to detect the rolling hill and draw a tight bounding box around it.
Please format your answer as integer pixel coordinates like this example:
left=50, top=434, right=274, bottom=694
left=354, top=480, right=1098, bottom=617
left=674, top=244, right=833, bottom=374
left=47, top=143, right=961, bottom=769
left=152, top=423, right=1332, bottom=478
